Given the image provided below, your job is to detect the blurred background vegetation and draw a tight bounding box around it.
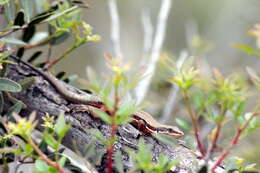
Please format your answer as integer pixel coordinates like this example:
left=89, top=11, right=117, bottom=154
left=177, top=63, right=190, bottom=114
left=19, top=0, right=260, bottom=168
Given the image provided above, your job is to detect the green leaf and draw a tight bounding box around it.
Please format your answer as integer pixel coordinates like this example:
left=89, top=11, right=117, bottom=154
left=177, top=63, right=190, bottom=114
left=23, top=144, right=34, bottom=153
left=28, top=51, right=42, bottom=63
left=14, top=11, right=25, bottom=26
left=50, top=32, right=70, bottom=45
left=7, top=101, right=23, bottom=120
left=43, top=132, right=59, bottom=150
left=117, top=100, right=138, bottom=117
left=58, top=156, right=67, bottom=167
left=233, top=43, right=260, bottom=57
left=114, top=151, right=124, bottom=173
left=42, top=6, right=78, bottom=23
left=20, top=0, right=33, bottom=23
left=1, top=37, right=28, bottom=46
left=29, top=32, right=49, bottom=45
left=54, top=113, right=70, bottom=139
left=88, top=129, right=106, bottom=144
left=17, top=77, right=36, bottom=92
left=233, top=101, right=246, bottom=118
left=175, top=118, right=190, bottom=131
left=35, top=159, right=49, bottom=173
left=0, top=78, right=22, bottom=92
left=93, top=109, right=111, bottom=124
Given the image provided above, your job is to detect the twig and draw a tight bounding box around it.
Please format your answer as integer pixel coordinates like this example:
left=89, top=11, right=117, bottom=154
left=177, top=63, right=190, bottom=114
left=207, top=107, right=227, bottom=159
left=183, top=91, right=206, bottom=157
left=108, top=0, right=122, bottom=57
left=160, top=50, right=188, bottom=123
left=211, top=112, right=260, bottom=172
left=0, top=25, right=27, bottom=39
left=27, top=137, right=67, bottom=173
left=135, top=0, right=172, bottom=104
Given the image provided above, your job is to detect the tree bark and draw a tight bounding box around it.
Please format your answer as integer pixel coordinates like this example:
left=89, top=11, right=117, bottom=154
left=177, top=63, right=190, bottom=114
left=5, top=61, right=198, bottom=173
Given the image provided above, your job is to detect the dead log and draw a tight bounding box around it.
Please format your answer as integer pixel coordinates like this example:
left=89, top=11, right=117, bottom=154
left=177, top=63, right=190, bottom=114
left=5, top=60, right=198, bottom=173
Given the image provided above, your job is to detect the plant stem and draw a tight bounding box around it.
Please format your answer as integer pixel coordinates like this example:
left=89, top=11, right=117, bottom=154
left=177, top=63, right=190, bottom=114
left=27, top=137, right=67, bottom=173
left=211, top=112, right=260, bottom=172
left=183, top=91, right=206, bottom=157
left=207, top=107, right=227, bottom=158
left=0, top=25, right=27, bottom=39
left=44, top=39, right=85, bottom=69
left=107, top=87, right=119, bottom=173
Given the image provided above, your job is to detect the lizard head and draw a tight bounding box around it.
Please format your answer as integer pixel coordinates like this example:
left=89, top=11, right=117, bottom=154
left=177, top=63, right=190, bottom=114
left=157, top=126, right=184, bottom=138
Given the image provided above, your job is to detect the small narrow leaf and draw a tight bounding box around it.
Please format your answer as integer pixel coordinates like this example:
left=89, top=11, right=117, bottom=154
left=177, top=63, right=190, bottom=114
left=233, top=43, right=260, bottom=57
left=175, top=118, right=190, bottom=131
left=50, top=32, right=70, bottom=45
left=29, top=32, right=49, bottom=45
left=29, top=5, right=58, bottom=25
left=1, top=38, right=27, bottom=46
left=35, top=159, right=49, bottom=172
left=42, top=6, right=78, bottom=23
left=14, top=11, right=25, bottom=26
left=7, top=101, right=23, bottom=120
left=56, top=72, right=66, bottom=80
left=94, top=109, right=111, bottom=124
left=54, top=113, right=70, bottom=139
left=22, top=25, right=36, bottom=42
left=17, top=77, right=35, bottom=92
left=28, top=51, right=42, bottom=63
left=43, top=132, right=59, bottom=150
left=0, top=78, right=22, bottom=92
left=16, top=48, right=25, bottom=58
left=58, top=156, right=67, bottom=167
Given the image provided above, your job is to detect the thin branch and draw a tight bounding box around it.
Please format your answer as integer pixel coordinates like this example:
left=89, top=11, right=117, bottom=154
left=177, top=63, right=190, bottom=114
left=27, top=137, right=67, bottom=173
left=207, top=108, right=227, bottom=160
left=160, top=50, right=188, bottom=123
left=183, top=91, right=206, bottom=157
left=108, top=0, right=122, bottom=57
left=211, top=112, right=260, bottom=172
left=135, top=0, right=172, bottom=104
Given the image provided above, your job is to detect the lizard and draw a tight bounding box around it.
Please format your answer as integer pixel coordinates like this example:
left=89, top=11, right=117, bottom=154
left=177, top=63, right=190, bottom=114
left=9, top=55, right=184, bottom=138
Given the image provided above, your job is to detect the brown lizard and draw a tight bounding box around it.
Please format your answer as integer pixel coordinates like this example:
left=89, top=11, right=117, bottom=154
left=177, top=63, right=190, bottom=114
left=10, top=55, right=184, bottom=138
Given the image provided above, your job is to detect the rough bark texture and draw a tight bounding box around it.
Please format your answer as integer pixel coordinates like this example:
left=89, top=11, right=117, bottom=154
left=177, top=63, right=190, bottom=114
left=5, top=61, right=198, bottom=172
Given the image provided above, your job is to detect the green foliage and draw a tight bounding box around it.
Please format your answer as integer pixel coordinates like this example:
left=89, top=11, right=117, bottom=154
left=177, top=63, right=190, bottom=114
left=226, top=157, right=258, bottom=172
left=129, top=140, right=178, bottom=173
left=166, top=55, right=260, bottom=171
left=1, top=112, right=73, bottom=172
left=0, top=78, right=22, bottom=92
left=175, top=118, right=190, bottom=131
left=233, top=43, right=260, bottom=57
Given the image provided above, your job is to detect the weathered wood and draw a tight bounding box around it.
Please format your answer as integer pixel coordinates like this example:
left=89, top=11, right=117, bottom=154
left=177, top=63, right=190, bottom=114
left=5, top=61, right=198, bottom=172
